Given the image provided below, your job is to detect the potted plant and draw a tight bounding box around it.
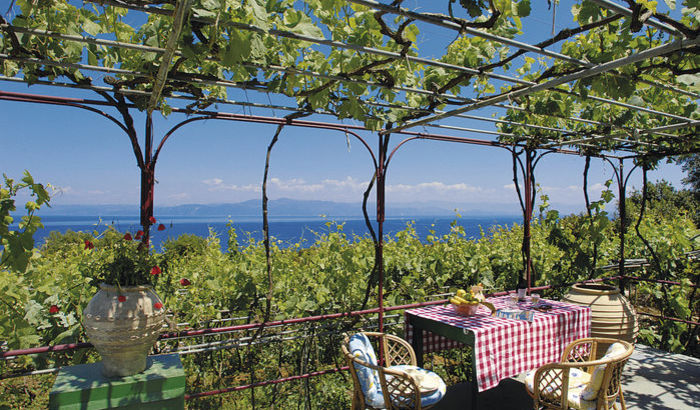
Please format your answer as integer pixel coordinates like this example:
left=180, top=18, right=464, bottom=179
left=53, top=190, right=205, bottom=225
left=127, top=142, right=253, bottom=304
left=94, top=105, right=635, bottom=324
left=82, top=218, right=168, bottom=377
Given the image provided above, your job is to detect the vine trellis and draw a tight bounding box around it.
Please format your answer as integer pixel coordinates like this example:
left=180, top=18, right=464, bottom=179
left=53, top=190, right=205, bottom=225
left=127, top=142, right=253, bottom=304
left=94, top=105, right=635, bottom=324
left=0, top=0, right=698, bottom=336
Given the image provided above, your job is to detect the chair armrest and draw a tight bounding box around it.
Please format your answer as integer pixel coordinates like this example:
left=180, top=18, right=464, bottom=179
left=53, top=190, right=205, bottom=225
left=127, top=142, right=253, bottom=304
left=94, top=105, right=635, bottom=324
left=531, top=349, right=634, bottom=410
left=380, top=366, right=422, bottom=410
left=531, top=362, right=578, bottom=409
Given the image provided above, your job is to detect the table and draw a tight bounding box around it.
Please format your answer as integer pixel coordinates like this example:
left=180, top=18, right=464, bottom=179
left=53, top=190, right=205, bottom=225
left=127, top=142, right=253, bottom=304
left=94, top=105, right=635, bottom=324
left=49, top=354, right=185, bottom=409
left=405, top=296, right=590, bottom=408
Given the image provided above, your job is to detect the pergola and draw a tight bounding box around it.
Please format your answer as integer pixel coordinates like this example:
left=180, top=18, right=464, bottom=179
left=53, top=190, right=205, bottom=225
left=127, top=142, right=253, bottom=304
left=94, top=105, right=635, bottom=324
left=1, top=0, right=698, bottom=332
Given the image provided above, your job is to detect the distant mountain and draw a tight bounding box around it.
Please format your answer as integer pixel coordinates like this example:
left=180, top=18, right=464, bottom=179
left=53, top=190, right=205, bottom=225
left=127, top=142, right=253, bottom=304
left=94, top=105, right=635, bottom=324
left=36, top=198, right=524, bottom=218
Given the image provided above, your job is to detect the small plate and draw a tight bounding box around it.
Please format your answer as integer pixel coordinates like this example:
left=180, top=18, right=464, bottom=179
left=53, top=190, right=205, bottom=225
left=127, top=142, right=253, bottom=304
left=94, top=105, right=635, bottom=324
left=418, top=372, right=442, bottom=394
left=533, top=303, right=553, bottom=311
left=402, top=368, right=441, bottom=395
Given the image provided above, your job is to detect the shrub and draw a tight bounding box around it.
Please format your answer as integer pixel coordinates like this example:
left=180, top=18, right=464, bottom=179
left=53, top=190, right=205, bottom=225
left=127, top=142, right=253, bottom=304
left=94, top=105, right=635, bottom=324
left=163, top=233, right=209, bottom=259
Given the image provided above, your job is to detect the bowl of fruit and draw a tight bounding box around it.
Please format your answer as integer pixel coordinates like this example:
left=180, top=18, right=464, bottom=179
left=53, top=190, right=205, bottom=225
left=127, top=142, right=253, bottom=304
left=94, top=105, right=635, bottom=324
left=450, top=285, right=495, bottom=316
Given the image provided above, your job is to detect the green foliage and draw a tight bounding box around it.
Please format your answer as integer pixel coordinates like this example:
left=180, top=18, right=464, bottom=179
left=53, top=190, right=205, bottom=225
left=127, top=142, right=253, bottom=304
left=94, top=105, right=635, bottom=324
left=678, top=154, right=700, bottom=222
left=627, top=179, right=699, bottom=226
left=39, top=229, right=93, bottom=255
left=162, top=233, right=209, bottom=259
left=621, top=180, right=699, bottom=354
left=1, top=189, right=698, bottom=403
left=0, top=373, right=53, bottom=409
left=70, top=227, right=164, bottom=287
left=0, top=171, right=50, bottom=273
left=97, top=238, right=162, bottom=287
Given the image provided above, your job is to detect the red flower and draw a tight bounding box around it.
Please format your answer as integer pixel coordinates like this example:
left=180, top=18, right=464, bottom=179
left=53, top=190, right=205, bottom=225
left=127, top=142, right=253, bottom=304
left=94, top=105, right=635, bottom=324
left=154, top=302, right=163, bottom=310
left=135, top=230, right=144, bottom=240
left=157, top=224, right=166, bottom=231
left=150, top=266, right=162, bottom=276
left=84, top=240, right=94, bottom=250
left=149, top=216, right=157, bottom=224
left=118, top=295, right=126, bottom=302
left=179, top=278, right=191, bottom=286
left=123, top=233, right=133, bottom=241
left=49, top=305, right=60, bottom=314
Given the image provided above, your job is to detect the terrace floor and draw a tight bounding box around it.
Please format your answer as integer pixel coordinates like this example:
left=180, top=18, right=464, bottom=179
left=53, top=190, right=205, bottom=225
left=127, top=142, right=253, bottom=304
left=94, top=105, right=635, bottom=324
left=433, top=344, right=700, bottom=409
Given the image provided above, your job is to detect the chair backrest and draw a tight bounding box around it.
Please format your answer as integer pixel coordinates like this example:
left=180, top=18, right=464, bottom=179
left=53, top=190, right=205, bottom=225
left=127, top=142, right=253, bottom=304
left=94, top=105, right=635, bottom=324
left=342, top=332, right=421, bottom=409
left=342, top=333, right=385, bottom=408
left=579, top=339, right=634, bottom=405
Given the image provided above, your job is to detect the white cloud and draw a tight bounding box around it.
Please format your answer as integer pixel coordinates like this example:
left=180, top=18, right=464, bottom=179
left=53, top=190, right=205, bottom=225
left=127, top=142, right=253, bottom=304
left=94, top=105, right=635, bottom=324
left=203, top=178, right=224, bottom=186
left=202, top=178, right=259, bottom=192
left=322, top=176, right=367, bottom=191
left=202, top=176, right=371, bottom=196
left=270, top=177, right=323, bottom=192
left=386, top=181, right=481, bottom=193
left=198, top=176, right=515, bottom=203
left=589, top=183, right=606, bottom=191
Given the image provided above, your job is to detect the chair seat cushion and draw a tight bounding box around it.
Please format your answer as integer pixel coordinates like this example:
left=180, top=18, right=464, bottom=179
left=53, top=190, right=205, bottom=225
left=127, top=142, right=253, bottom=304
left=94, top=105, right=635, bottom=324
left=388, top=365, right=446, bottom=408
left=567, top=383, right=598, bottom=410
left=526, top=368, right=596, bottom=410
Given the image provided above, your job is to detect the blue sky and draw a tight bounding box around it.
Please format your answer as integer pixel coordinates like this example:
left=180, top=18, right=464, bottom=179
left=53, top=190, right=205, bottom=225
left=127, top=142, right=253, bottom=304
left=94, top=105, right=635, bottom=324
left=0, top=1, right=689, bottom=214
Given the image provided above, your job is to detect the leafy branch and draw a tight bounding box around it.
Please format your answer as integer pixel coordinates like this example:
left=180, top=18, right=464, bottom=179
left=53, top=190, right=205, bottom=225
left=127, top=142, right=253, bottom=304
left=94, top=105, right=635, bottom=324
left=0, top=171, right=50, bottom=273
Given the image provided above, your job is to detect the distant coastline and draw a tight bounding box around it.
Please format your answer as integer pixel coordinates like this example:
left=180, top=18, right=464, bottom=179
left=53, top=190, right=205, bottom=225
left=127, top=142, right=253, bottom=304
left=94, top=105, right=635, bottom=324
left=33, top=197, right=524, bottom=219
left=15, top=199, right=530, bottom=250
left=26, top=214, right=523, bottom=251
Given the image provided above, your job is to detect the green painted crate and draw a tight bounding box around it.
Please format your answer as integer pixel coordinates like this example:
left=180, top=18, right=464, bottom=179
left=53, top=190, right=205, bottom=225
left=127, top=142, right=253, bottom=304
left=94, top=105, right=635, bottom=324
left=49, top=354, right=185, bottom=410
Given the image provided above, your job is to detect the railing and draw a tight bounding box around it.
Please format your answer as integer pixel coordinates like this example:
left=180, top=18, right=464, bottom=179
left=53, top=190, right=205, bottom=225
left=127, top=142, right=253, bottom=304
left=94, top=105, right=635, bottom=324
left=622, top=275, right=699, bottom=326
left=1, top=274, right=697, bottom=401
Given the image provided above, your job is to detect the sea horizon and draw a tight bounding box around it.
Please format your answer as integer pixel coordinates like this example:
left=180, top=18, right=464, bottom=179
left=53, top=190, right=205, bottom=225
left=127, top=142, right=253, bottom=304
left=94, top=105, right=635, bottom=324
left=23, top=214, right=524, bottom=251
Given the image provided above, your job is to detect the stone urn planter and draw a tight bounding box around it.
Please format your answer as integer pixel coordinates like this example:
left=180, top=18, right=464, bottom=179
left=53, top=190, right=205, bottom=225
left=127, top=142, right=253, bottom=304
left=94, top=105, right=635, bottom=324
left=83, top=284, right=166, bottom=377
left=562, top=284, right=638, bottom=358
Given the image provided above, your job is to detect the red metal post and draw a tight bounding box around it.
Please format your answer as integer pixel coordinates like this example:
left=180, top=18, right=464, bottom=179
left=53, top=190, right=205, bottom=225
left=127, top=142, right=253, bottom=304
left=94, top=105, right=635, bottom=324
left=523, top=148, right=534, bottom=292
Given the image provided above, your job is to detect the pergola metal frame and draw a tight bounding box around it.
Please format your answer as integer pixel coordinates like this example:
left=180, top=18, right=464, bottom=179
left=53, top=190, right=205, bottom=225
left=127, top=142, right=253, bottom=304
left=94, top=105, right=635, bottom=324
left=1, top=0, right=698, bottom=336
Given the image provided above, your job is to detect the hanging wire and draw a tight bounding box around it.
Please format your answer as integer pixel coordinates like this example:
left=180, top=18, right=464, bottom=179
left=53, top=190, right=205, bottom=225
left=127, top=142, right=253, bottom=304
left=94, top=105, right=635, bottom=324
left=266, top=92, right=276, bottom=118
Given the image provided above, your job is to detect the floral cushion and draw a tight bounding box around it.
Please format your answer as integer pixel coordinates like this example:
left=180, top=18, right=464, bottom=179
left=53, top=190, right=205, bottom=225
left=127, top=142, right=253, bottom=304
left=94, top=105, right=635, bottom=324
left=580, top=342, right=628, bottom=400
left=348, top=333, right=384, bottom=408
left=526, top=368, right=595, bottom=410
left=387, top=365, right=446, bottom=408
left=567, top=383, right=598, bottom=410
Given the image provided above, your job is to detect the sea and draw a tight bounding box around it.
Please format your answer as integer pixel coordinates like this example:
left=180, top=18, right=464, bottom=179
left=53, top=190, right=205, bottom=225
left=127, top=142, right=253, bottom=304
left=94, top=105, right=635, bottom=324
left=26, top=215, right=523, bottom=251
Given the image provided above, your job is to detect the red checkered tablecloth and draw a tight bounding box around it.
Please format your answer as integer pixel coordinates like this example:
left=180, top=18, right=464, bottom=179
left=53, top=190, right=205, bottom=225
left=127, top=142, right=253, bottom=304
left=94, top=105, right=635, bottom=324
left=405, top=296, right=591, bottom=392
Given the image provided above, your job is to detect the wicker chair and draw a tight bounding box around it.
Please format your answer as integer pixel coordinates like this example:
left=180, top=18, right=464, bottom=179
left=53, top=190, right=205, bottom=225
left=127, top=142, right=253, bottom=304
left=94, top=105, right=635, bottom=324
left=341, top=331, right=446, bottom=409
left=526, top=338, right=634, bottom=410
